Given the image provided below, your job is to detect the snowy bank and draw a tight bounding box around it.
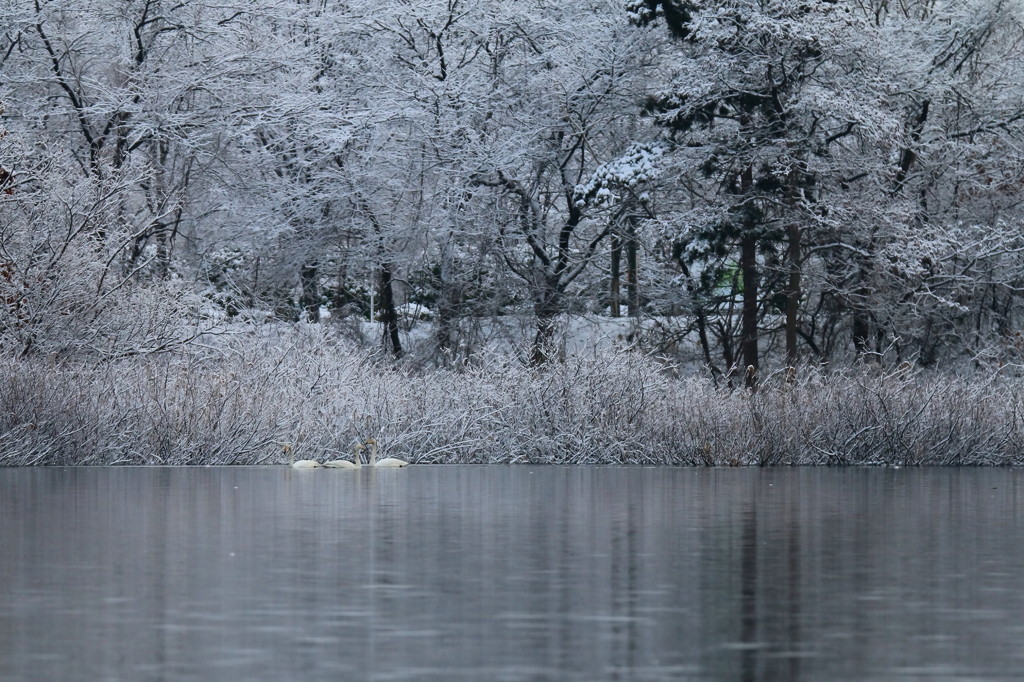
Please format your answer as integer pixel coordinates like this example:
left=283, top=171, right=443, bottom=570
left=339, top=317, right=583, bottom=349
left=0, top=327, right=1021, bottom=466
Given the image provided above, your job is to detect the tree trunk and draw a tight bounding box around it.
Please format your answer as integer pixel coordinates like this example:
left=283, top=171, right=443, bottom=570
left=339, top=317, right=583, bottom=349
left=785, top=223, right=800, bottom=369
left=531, top=283, right=559, bottom=366
left=435, top=244, right=459, bottom=359
left=609, top=234, right=622, bottom=318
left=532, top=314, right=556, bottom=366
left=720, top=322, right=736, bottom=382
left=154, top=208, right=182, bottom=280
left=852, top=308, right=871, bottom=358
left=851, top=257, right=873, bottom=360
left=299, top=263, right=320, bottom=323
left=379, top=262, right=402, bottom=357
left=740, top=233, right=759, bottom=388
left=625, top=216, right=640, bottom=318
left=672, top=242, right=720, bottom=382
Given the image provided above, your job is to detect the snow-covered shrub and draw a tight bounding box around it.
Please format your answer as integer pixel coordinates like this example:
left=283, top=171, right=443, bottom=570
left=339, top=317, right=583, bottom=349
left=0, top=152, right=207, bottom=358
left=1, top=326, right=1022, bottom=466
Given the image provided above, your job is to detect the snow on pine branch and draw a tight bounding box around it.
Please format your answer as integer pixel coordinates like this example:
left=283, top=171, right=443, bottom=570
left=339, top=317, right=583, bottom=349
left=573, top=143, right=663, bottom=209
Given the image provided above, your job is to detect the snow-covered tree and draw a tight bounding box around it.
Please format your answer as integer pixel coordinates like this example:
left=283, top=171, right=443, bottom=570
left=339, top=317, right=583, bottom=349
left=629, top=0, right=907, bottom=381
left=844, top=0, right=1024, bottom=367
left=627, top=0, right=1024, bottom=376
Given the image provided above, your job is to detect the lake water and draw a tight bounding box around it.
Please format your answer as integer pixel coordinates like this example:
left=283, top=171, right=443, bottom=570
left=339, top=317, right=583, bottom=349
left=1, top=466, right=1023, bottom=681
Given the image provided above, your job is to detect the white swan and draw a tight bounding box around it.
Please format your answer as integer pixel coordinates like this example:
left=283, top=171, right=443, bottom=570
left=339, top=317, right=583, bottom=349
left=323, top=443, right=364, bottom=469
left=367, top=438, right=409, bottom=468
left=283, top=443, right=322, bottom=469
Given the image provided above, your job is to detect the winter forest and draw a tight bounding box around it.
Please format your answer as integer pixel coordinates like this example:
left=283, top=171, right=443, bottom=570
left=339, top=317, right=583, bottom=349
left=3, top=0, right=1024, bottom=465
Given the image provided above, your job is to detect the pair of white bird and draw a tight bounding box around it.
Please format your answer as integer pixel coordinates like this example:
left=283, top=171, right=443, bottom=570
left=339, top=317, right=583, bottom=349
left=289, top=438, right=408, bottom=469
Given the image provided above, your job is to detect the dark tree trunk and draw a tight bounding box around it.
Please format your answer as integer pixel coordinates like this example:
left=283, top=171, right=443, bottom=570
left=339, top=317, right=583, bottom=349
left=720, top=319, right=736, bottom=382
left=740, top=233, right=759, bottom=388
left=532, top=314, right=556, bottom=366
left=531, top=282, right=560, bottom=366
left=154, top=225, right=170, bottom=279
left=672, top=242, right=720, bottom=382
left=625, top=217, right=640, bottom=318
left=785, top=222, right=801, bottom=369
left=851, top=258, right=873, bottom=360
left=735, top=163, right=759, bottom=388
left=852, top=308, right=871, bottom=358
left=435, top=297, right=455, bottom=357
left=435, top=253, right=460, bottom=359
left=379, top=262, right=402, bottom=357
left=299, top=263, right=320, bottom=323
left=610, top=234, right=622, bottom=318
left=154, top=208, right=182, bottom=280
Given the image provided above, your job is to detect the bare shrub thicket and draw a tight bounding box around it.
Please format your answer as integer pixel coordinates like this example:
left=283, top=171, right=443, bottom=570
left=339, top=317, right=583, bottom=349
left=0, top=326, right=1021, bottom=466
left=0, top=145, right=206, bottom=359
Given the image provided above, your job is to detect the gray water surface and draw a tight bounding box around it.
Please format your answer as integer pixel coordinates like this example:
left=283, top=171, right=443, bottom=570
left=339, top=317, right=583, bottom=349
left=1, top=466, right=1023, bottom=681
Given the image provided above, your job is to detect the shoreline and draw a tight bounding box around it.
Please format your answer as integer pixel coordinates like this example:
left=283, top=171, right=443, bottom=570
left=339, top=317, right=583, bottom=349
left=2, top=331, right=1020, bottom=468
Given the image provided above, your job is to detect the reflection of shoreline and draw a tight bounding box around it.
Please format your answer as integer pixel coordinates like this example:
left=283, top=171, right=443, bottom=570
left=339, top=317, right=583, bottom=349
left=0, top=468, right=1021, bottom=680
